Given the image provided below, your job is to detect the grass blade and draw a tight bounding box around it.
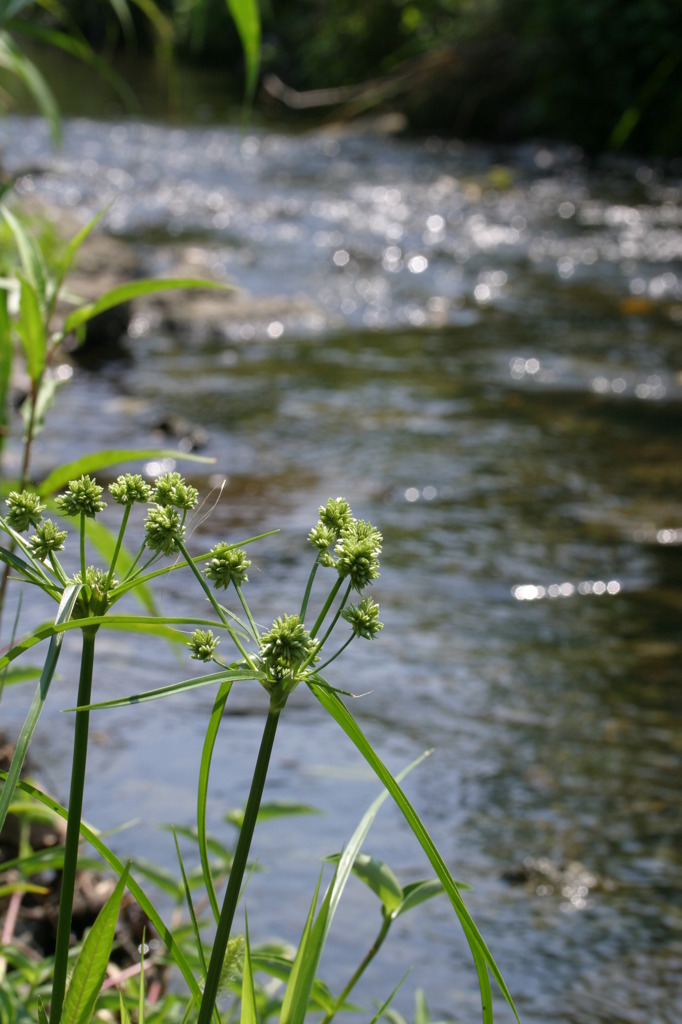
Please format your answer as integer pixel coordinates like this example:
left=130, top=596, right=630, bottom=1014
left=0, top=584, right=81, bottom=833
left=17, top=273, right=47, bottom=381
left=198, top=679, right=233, bottom=924
left=63, top=278, right=230, bottom=334
left=241, top=910, right=259, bottom=1024
left=0, top=772, right=202, bottom=1004
left=1, top=204, right=49, bottom=302
left=172, top=829, right=209, bottom=979
left=0, top=287, right=12, bottom=441
left=68, top=667, right=255, bottom=712
left=281, top=752, right=428, bottom=1024
left=225, top=0, right=260, bottom=108
left=309, top=680, right=519, bottom=1024
left=61, top=866, right=130, bottom=1024
left=39, top=448, right=214, bottom=496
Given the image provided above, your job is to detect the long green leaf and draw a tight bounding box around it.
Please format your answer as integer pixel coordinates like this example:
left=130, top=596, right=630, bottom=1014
left=63, top=278, right=230, bottom=334
left=1, top=204, right=49, bottom=302
left=279, top=871, right=326, bottom=1024
left=69, top=667, right=256, bottom=712
left=17, top=273, right=47, bottom=381
left=0, top=615, right=220, bottom=674
left=39, top=448, right=214, bottom=496
left=281, top=753, right=428, bottom=1024
left=0, top=772, right=202, bottom=1004
left=61, top=866, right=131, bottom=1024
left=0, top=540, right=60, bottom=592
left=225, top=0, right=260, bottom=108
left=0, top=583, right=81, bottom=834
left=0, top=30, right=60, bottom=141
left=198, top=679, right=233, bottom=924
left=172, top=829, right=209, bottom=979
left=0, top=288, right=11, bottom=437
left=14, top=18, right=142, bottom=110
left=308, top=681, right=520, bottom=1024
left=241, top=910, right=259, bottom=1024
left=49, top=205, right=112, bottom=320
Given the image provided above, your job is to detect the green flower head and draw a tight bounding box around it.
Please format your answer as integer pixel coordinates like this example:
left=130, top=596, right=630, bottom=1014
left=109, top=473, right=153, bottom=506
left=144, top=504, right=185, bottom=556
left=342, top=596, right=383, bottom=640
left=153, top=472, right=199, bottom=510
left=318, top=497, right=353, bottom=538
left=258, top=613, right=319, bottom=682
left=71, top=566, right=117, bottom=615
left=5, top=490, right=45, bottom=532
left=204, top=543, right=250, bottom=589
left=188, top=628, right=220, bottom=662
left=29, top=519, right=68, bottom=561
left=308, top=521, right=336, bottom=563
left=335, top=519, right=382, bottom=591
left=55, top=475, right=106, bottom=519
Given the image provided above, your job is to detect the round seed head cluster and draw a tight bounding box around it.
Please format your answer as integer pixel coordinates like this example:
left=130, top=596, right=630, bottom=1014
left=307, top=521, right=336, bottom=565
left=258, top=613, right=319, bottom=681
left=188, top=628, right=220, bottom=662
left=55, top=475, right=106, bottom=519
left=153, top=472, right=199, bottom=510
left=335, top=519, right=382, bottom=591
left=71, top=566, right=117, bottom=598
left=29, top=520, right=67, bottom=560
left=109, top=473, right=153, bottom=505
left=144, top=504, right=185, bottom=556
left=204, top=543, right=250, bottom=589
left=318, top=497, right=353, bottom=536
left=5, top=490, right=45, bottom=532
left=342, top=596, right=383, bottom=639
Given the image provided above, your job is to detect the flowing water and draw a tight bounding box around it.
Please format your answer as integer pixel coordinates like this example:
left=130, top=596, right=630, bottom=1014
left=1, top=112, right=681, bottom=1023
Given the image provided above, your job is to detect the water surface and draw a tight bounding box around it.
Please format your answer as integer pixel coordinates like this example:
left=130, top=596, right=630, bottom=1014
left=1, top=114, right=681, bottom=1023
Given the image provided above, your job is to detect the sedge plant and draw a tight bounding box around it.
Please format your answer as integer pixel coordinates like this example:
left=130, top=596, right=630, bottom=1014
left=0, top=481, right=518, bottom=1023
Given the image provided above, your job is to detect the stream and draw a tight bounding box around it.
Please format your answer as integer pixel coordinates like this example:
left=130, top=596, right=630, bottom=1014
left=1, top=111, right=681, bottom=1023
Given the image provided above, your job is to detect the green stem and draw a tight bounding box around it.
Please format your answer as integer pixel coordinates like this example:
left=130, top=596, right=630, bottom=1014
left=320, top=916, right=392, bottom=1024
left=79, top=512, right=86, bottom=582
left=176, top=539, right=254, bottom=667
left=49, top=552, right=68, bottom=586
left=316, top=582, right=352, bottom=649
left=107, top=503, right=131, bottom=587
left=299, top=558, right=320, bottom=621
left=236, top=584, right=258, bottom=641
left=197, top=706, right=281, bottom=1024
left=310, top=575, right=344, bottom=638
left=315, top=634, right=353, bottom=673
left=49, top=626, right=98, bottom=1024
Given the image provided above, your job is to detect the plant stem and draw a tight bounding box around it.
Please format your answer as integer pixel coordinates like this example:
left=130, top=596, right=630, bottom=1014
left=320, top=916, right=392, bottom=1024
left=177, top=539, right=254, bottom=667
left=79, top=512, right=86, bottom=582
left=310, top=575, right=344, bottom=638
left=107, top=502, right=131, bottom=587
left=49, top=626, right=98, bottom=1024
left=299, top=558, right=320, bottom=620
left=197, top=706, right=280, bottom=1024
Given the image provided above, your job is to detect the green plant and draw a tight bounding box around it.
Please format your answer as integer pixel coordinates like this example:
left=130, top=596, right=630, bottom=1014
left=0, top=482, right=519, bottom=1022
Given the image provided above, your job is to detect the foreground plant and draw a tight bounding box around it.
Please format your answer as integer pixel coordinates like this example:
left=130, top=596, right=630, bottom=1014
left=0, top=483, right=518, bottom=1023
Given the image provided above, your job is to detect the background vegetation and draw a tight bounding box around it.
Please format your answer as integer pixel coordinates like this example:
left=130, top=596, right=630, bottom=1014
left=13, top=0, right=681, bottom=156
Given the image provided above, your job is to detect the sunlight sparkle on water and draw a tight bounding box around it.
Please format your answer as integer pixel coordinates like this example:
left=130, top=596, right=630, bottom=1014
left=513, top=580, right=621, bottom=601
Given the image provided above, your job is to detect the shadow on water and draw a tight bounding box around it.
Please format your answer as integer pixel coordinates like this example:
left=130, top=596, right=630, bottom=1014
left=0, top=107, right=681, bottom=1022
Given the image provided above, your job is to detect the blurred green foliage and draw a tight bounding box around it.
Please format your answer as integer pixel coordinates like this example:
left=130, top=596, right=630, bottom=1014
left=35, top=0, right=682, bottom=154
